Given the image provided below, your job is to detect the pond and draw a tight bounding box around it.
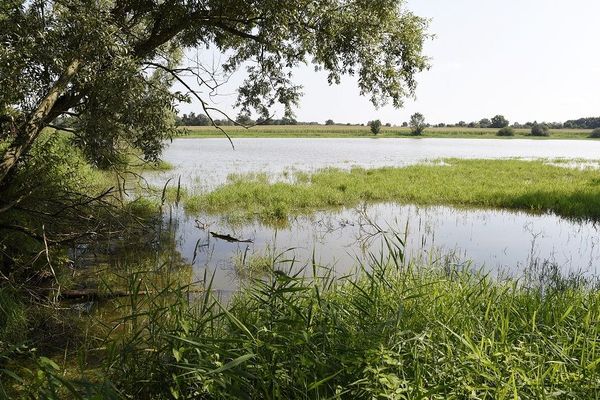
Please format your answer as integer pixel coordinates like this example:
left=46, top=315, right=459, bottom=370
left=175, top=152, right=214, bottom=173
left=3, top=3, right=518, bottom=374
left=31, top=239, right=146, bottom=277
left=141, top=138, right=600, bottom=291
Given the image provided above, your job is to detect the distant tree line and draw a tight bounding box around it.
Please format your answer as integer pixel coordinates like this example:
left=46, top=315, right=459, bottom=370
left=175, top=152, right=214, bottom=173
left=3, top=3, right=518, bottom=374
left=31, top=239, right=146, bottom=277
left=178, top=112, right=600, bottom=130
left=177, top=112, right=329, bottom=126
left=435, top=116, right=600, bottom=130
left=563, top=117, right=600, bottom=129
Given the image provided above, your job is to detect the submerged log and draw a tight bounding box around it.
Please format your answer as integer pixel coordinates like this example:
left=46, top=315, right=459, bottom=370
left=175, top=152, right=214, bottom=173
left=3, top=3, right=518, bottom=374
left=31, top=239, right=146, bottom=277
left=209, top=231, right=253, bottom=243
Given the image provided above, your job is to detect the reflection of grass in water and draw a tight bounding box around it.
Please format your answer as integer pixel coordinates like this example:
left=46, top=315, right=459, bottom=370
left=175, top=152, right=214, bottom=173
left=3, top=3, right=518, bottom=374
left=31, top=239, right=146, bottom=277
left=233, top=250, right=274, bottom=280
left=184, top=159, right=600, bottom=222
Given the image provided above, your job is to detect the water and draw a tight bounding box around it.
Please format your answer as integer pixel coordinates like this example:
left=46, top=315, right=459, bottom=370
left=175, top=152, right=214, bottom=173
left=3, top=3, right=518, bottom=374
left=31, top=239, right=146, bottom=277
left=140, top=138, right=600, bottom=291
left=150, top=138, right=600, bottom=190
left=159, top=203, right=599, bottom=292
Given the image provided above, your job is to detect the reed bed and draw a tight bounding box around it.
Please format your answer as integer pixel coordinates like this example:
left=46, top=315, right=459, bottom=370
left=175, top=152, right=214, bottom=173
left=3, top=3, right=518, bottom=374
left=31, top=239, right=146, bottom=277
left=5, top=235, right=598, bottom=398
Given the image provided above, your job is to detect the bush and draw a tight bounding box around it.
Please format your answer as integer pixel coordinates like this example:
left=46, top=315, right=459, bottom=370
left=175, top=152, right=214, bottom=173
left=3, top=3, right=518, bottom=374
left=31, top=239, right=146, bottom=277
left=589, top=128, right=600, bottom=138
left=530, top=124, right=550, bottom=137
left=496, top=127, right=514, bottom=136
left=369, top=119, right=382, bottom=135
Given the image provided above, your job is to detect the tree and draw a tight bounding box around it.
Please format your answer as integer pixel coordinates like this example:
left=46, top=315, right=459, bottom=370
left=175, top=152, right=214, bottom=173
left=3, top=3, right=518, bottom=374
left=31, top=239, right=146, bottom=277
left=325, top=119, right=335, bottom=125
left=0, top=0, right=431, bottom=192
left=236, top=114, right=255, bottom=126
left=0, top=1, right=431, bottom=281
left=479, top=118, right=491, bottom=128
left=369, top=119, right=382, bottom=135
left=530, top=123, right=549, bottom=137
left=409, top=113, right=426, bottom=135
left=490, top=115, right=509, bottom=128
left=564, top=117, right=600, bottom=129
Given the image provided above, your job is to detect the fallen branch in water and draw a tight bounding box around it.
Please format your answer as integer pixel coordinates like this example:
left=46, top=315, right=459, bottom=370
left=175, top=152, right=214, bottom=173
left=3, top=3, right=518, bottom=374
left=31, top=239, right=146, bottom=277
left=210, top=231, right=253, bottom=243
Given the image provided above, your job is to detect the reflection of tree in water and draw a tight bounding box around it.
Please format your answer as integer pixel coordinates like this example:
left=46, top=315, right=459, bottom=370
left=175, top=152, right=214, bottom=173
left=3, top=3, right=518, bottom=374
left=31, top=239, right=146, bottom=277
left=69, top=213, right=195, bottom=302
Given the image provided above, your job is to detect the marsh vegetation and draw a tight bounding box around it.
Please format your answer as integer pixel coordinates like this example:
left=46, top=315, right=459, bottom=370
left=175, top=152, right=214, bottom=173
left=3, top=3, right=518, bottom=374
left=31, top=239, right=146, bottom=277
left=2, top=0, right=600, bottom=397
left=2, top=134, right=600, bottom=398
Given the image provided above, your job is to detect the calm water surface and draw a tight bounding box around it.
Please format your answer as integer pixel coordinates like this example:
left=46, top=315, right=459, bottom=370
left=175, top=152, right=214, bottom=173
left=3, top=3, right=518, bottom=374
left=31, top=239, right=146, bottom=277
left=141, top=138, right=600, bottom=290
left=150, top=138, right=600, bottom=190
left=166, top=203, right=600, bottom=291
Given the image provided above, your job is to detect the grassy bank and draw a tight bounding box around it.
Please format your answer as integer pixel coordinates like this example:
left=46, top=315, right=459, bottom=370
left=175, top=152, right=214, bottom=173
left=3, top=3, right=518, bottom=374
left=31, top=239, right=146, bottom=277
left=185, top=159, right=600, bottom=221
left=4, top=241, right=600, bottom=398
left=178, top=125, right=595, bottom=139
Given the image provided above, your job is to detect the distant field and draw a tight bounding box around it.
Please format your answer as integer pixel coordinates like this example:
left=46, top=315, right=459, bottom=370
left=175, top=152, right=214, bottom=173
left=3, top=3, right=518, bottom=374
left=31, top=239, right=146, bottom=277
left=177, top=125, right=595, bottom=139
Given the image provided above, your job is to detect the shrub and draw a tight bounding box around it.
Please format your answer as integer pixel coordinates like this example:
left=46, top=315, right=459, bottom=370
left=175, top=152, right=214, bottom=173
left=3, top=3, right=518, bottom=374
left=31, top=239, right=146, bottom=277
left=589, top=128, right=600, bottom=138
left=530, top=124, right=550, bottom=136
left=496, top=127, right=514, bottom=136
left=369, top=119, right=382, bottom=135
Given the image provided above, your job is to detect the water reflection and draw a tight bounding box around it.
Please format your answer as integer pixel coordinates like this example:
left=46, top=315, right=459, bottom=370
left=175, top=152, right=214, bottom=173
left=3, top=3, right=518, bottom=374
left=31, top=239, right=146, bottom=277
left=139, top=138, right=600, bottom=292
left=165, top=203, right=600, bottom=291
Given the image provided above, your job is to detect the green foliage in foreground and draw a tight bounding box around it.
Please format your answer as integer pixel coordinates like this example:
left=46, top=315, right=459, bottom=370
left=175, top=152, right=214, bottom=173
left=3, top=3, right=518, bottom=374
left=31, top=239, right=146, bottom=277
left=7, top=242, right=600, bottom=398
left=185, top=159, right=600, bottom=221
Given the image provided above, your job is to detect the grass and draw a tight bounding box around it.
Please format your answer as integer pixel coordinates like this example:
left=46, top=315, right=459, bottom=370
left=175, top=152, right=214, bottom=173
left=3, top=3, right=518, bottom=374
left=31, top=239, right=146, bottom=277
left=178, top=125, right=596, bottom=139
left=184, top=159, right=600, bottom=222
left=233, top=251, right=275, bottom=280
left=6, top=235, right=600, bottom=398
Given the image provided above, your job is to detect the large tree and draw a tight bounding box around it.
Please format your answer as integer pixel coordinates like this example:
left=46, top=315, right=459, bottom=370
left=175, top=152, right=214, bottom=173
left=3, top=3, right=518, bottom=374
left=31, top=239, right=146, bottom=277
left=0, top=0, right=429, bottom=188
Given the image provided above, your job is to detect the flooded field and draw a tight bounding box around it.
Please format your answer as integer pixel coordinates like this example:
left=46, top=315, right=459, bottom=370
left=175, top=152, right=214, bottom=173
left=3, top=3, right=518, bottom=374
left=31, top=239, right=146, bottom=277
left=136, top=138, right=600, bottom=291
left=150, top=138, right=600, bottom=190
left=165, top=203, right=600, bottom=292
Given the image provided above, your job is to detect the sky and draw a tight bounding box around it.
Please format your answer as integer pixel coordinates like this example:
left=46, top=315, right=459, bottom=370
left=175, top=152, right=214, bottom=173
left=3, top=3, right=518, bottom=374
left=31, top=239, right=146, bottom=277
left=177, top=0, right=600, bottom=125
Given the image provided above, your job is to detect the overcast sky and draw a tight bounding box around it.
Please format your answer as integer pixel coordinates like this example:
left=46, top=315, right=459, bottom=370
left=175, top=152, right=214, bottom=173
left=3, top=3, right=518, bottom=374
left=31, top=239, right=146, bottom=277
left=177, top=0, right=600, bottom=125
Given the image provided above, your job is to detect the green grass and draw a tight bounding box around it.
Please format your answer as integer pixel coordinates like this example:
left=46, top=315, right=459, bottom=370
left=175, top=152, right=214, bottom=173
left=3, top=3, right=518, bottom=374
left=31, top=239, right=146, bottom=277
left=178, top=125, right=596, bottom=139
left=16, top=237, right=597, bottom=399
left=184, top=159, right=600, bottom=222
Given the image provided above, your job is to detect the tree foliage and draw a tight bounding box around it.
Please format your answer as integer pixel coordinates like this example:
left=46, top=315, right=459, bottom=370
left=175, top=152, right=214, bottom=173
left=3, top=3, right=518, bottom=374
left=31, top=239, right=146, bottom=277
left=496, top=127, right=514, bottom=136
left=409, top=112, right=426, bottom=135
left=490, top=115, right=509, bottom=129
left=530, top=123, right=550, bottom=137
left=564, top=117, right=600, bottom=129
left=479, top=118, right=491, bottom=128
left=0, top=0, right=430, bottom=185
left=0, top=0, right=431, bottom=278
left=369, top=119, right=382, bottom=134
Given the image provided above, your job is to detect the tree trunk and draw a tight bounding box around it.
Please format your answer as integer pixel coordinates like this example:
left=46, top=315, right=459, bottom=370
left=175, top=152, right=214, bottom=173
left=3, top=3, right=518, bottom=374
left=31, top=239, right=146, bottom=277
left=0, top=59, right=81, bottom=189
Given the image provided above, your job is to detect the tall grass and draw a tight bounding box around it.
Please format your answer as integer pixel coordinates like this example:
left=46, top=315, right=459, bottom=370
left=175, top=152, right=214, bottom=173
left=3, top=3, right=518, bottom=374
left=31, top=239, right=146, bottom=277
left=47, top=235, right=597, bottom=399
left=3, top=233, right=600, bottom=398
left=185, top=159, right=600, bottom=222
